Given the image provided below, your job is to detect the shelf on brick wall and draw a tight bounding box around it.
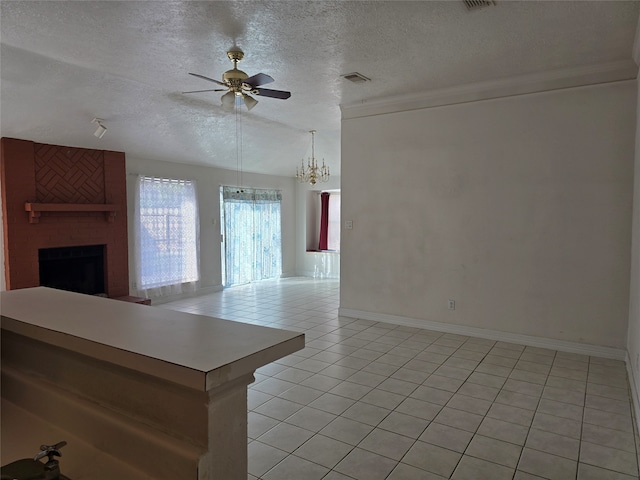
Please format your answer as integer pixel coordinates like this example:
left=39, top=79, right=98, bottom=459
left=24, top=203, right=119, bottom=224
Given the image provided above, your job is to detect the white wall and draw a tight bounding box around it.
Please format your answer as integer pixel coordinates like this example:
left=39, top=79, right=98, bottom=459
left=341, top=81, right=636, bottom=349
left=626, top=18, right=640, bottom=420
left=126, top=157, right=297, bottom=298
left=294, top=176, right=341, bottom=278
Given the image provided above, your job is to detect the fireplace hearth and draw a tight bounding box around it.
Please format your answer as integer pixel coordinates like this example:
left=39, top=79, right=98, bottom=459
left=39, top=245, right=106, bottom=296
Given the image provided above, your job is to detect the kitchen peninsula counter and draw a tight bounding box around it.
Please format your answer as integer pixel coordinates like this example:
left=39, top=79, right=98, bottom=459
left=1, top=287, right=304, bottom=479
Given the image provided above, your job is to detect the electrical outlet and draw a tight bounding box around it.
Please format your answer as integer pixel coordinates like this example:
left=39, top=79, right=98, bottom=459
left=448, top=299, right=456, bottom=310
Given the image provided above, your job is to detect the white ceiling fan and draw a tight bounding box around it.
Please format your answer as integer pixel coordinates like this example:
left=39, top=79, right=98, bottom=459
left=183, top=49, right=291, bottom=111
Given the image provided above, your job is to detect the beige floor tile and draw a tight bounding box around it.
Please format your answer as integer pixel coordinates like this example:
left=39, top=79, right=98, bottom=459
left=433, top=406, right=484, bottom=432
left=320, top=416, right=374, bottom=445
left=518, top=447, right=577, bottom=480
left=477, top=417, right=529, bottom=445
left=283, top=405, right=337, bottom=432
left=254, top=396, right=305, bottom=421
left=475, top=362, right=513, bottom=377
left=377, top=377, right=420, bottom=396
left=410, top=385, right=454, bottom=405
left=395, top=397, right=443, bottom=421
left=257, top=422, right=314, bottom=453
left=577, top=462, right=640, bottom=479
left=299, top=373, right=343, bottom=391
left=262, top=454, right=329, bottom=480
left=532, top=411, right=581, bottom=439
left=509, top=369, right=548, bottom=385
left=456, top=381, right=500, bottom=401
left=446, top=392, right=493, bottom=415
left=278, top=384, right=324, bottom=405
left=526, top=428, right=580, bottom=460
left=292, top=434, right=352, bottom=469
left=308, top=392, right=355, bottom=415
left=482, top=354, right=518, bottom=368
left=248, top=440, right=289, bottom=477
left=451, top=455, right=514, bottom=480
left=587, top=383, right=629, bottom=401
left=342, top=401, right=391, bottom=426
left=465, top=434, right=522, bottom=467
left=579, top=441, right=639, bottom=477
left=334, top=447, right=398, bottom=480
left=346, top=370, right=387, bottom=388
left=467, top=371, right=507, bottom=389
left=502, top=378, right=544, bottom=397
left=536, top=397, right=583, bottom=421
left=358, top=428, right=415, bottom=460
left=583, top=407, right=633, bottom=433
left=378, top=411, right=429, bottom=438
left=585, top=394, right=632, bottom=416
left=248, top=411, right=280, bottom=439
left=329, top=381, right=373, bottom=400
left=487, top=402, right=535, bottom=427
left=164, top=279, right=639, bottom=480
left=403, top=441, right=462, bottom=478
left=495, top=389, right=540, bottom=411
left=422, top=374, right=466, bottom=392
left=387, top=463, right=448, bottom=479
left=581, top=423, right=637, bottom=454
left=360, top=388, right=406, bottom=410
left=419, top=422, right=474, bottom=453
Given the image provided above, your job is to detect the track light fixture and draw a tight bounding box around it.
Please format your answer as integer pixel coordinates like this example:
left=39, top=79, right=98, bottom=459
left=91, top=118, right=107, bottom=139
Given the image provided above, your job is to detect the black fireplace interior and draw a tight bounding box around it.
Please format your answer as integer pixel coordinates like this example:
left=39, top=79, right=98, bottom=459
left=39, top=245, right=106, bottom=295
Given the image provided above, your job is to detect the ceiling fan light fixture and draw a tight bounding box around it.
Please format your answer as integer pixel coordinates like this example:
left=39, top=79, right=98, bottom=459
left=91, top=118, right=107, bottom=139
left=221, top=91, right=236, bottom=109
left=243, top=94, right=258, bottom=111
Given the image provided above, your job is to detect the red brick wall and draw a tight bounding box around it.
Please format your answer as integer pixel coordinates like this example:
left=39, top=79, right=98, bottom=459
left=1, top=138, right=129, bottom=297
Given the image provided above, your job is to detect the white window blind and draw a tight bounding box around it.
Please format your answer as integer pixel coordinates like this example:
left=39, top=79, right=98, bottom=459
left=134, top=176, right=199, bottom=297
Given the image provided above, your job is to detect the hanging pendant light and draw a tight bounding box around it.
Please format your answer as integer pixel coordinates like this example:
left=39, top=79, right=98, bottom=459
left=296, top=130, right=330, bottom=186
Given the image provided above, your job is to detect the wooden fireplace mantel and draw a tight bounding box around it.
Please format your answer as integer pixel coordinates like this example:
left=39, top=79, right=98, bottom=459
left=24, top=203, right=119, bottom=223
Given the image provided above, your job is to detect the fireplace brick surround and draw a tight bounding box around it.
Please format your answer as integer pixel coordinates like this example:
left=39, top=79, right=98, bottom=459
left=1, top=137, right=129, bottom=297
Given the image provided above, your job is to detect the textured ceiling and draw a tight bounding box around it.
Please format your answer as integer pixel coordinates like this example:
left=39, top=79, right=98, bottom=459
left=1, top=1, right=638, bottom=177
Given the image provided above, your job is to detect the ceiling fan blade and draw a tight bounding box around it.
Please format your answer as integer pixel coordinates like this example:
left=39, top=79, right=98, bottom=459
left=242, top=93, right=258, bottom=111
left=182, top=88, right=227, bottom=94
left=188, top=72, right=226, bottom=86
left=253, top=88, right=291, bottom=100
left=244, top=73, right=274, bottom=88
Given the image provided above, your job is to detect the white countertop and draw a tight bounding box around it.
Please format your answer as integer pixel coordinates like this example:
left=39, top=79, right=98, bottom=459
left=1, top=287, right=304, bottom=391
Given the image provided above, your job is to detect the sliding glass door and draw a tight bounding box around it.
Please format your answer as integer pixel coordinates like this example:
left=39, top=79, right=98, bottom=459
left=221, top=186, right=282, bottom=287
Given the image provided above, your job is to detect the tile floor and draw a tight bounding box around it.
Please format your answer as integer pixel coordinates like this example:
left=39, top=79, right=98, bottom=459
left=161, top=277, right=640, bottom=480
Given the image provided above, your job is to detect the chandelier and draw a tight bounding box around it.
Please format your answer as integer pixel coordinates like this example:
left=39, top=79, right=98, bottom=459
left=296, top=130, right=330, bottom=185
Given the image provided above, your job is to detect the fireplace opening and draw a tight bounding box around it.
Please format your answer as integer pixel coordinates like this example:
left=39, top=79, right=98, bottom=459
left=39, top=245, right=106, bottom=295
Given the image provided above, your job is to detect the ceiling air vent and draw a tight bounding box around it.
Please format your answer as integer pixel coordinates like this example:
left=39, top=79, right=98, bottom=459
left=463, top=0, right=495, bottom=10
left=341, top=72, right=370, bottom=83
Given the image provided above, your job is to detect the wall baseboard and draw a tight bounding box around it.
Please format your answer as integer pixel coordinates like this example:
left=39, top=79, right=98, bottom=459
left=298, top=271, right=340, bottom=279
left=626, top=352, right=640, bottom=435
left=338, top=308, right=627, bottom=361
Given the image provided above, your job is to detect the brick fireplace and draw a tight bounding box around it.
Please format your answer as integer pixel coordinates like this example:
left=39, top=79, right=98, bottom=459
left=1, top=137, right=129, bottom=297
